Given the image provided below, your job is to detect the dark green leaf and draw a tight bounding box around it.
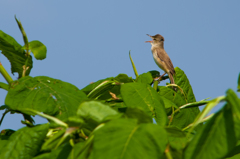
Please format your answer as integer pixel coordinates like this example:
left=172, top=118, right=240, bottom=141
left=0, top=124, right=49, bottom=159
left=0, top=30, right=32, bottom=78
left=114, top=74, right=134, bottom=83
left=81, top=77, right=113, bottom=95
left=125, top=107, right=153, bottom=123
left=0, top=129, right=15, bottom=150
left=165, top=127, right=187, bottom=150
left=89, top=118, right=168, bottom=159
left=28, top=40, right=47, bottom=60
left=225, top=141, right=240, bottom=158
left=87, top=80, right=115, bottom=99
left=81, top=74, right=132, bottom=100
left=148, top=70, right=160, bottom=78
left=121, top=82, right=167, bottom=126
left=5, top=76, right=88, bottom=120
left=0, top=105, right=10, bottom=111
left=184, top=105, right=236, bottom=159
left=0, top=129, right=15, bottom=139
left=165, top=127, right=187, bottom=159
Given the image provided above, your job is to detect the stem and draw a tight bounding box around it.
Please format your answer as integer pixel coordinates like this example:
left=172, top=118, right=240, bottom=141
left=129, top=51, right=139, bottom=79
left=165, top=144, right=173, bottom=159
left=182, top=113, right=214, bottom=131
left=153, top=80, right=158, bottom=91
left=15, top=16, right=30, bottom=77
left=168, top=106, right=175, bottom=126
left=0, top=62, right=13, bottom=84
left=0, top=110, right=10, bottom=126
left=24, top=108, right=68, bottom=128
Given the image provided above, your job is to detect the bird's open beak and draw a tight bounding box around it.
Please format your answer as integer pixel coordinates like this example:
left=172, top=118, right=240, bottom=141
left=146, top=34, right=152, bottom=38
left=145, top=41, right=152, bottom=43
left=145, top=34, right=153, bottom=43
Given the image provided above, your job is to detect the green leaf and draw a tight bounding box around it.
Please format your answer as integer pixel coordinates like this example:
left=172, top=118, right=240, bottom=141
left=136, top=72, right=153, bottom=84
left=158, top=86, right=199, bottom=129
left=165, top=127, right=187, bottom=151
left=121, top=82, right=167, bottom=126
left=174, top=67, right=196, bottom=103
left=165, top=127, right=188, bottom=158
left=0, top=30, right=32, bottom=78
left=158, top=67, right=201, bottom=129
left=32, top=153, right=50, bottom=159
left=0, top=124, right=49, bottom=159
left=159, top=96, right=178, bottom=115
left=125, top=107, right=153, bottom=123
left=89, top=119, right=168, bottom=159
left=41, top=129, right=66, bottom=151
left=77, top=101, right=119, bottom=130
left=226, top=89, right=240, bottom=120
left=35, top=143, right=72, bottom=159
left=225, top=89, right=240, bottom=140
left=184, top=105, right=237, bottom=159
left=186, top=96, right=225, bottom=133
left=5, top=76, right=88, bottom=120
left=67, top=141, right=90, bottom=159
left=28, top=40, right=47, bottom=60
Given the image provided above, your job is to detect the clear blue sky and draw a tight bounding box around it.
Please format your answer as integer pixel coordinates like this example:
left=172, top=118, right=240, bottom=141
left=0, top=1, right=240, bottom=131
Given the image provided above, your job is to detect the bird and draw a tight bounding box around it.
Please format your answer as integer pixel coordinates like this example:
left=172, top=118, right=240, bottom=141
left=145, top=34, right=176, bottom=88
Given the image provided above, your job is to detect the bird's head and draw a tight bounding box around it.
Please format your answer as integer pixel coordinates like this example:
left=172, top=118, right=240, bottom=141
left=145, top=34, right=164, bottom=47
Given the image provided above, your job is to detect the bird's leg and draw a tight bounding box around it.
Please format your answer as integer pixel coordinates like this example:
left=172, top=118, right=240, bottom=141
left=153, top=72, right=167, bottom=83
left=158, top=72, right=167, bottom=81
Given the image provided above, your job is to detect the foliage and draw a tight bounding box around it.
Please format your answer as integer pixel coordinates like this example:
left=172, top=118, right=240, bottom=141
left=0, top=17, right=240, bottom=159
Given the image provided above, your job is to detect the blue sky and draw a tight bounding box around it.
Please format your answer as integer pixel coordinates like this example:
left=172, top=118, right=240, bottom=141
left=0, top=1, right=240, bottom=131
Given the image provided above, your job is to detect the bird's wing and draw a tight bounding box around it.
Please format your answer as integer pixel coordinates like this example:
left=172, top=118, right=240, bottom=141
left=156, top=49, right=176, bottom=75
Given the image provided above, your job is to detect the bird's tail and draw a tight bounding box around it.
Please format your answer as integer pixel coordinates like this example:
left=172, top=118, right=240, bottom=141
left=169, top=73, right=177, bottom=91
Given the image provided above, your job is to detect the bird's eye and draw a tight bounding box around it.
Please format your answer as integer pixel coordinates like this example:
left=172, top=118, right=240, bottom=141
left=160, top=39, right=164, bottom=41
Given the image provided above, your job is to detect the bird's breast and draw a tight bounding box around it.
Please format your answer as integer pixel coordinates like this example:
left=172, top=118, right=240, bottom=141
left=152, top=51, right=165, bottom=71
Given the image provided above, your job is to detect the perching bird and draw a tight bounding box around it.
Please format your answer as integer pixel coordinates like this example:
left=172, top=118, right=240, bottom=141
left=145, top=34, right=176, bottom=87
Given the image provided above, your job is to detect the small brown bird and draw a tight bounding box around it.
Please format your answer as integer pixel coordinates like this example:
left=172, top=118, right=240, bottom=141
left=145, top=34, right=176, bottom=86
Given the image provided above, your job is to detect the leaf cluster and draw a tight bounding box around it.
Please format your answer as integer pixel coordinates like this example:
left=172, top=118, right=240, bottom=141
left=0, top=17, right=240, bottom=159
